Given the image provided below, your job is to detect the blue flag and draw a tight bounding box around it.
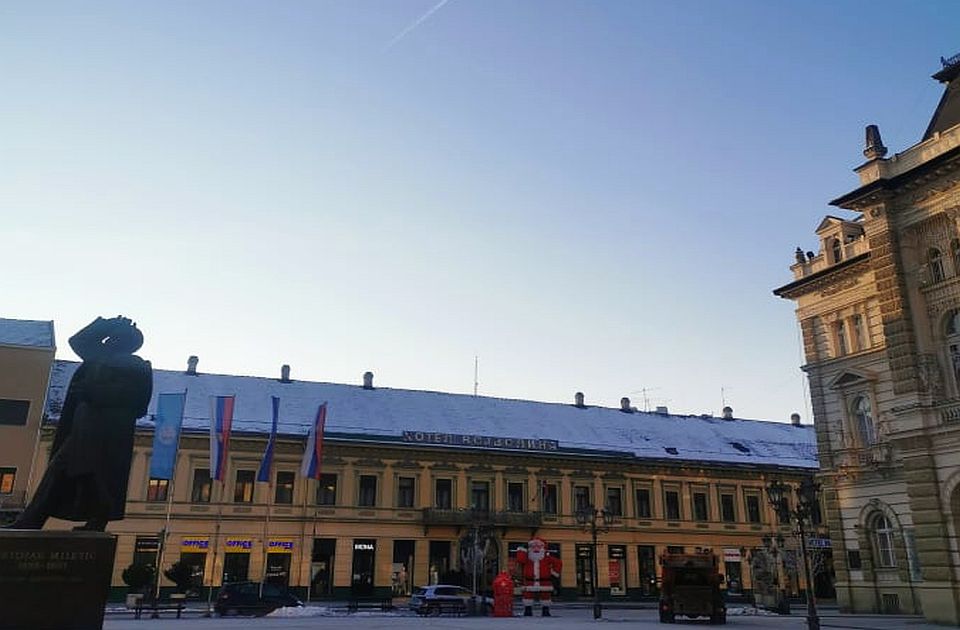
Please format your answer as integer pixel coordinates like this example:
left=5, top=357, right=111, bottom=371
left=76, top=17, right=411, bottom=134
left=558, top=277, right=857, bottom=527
left=150, top=392, right=186, bottom=480
left=257, top=396, right=280, bottom=482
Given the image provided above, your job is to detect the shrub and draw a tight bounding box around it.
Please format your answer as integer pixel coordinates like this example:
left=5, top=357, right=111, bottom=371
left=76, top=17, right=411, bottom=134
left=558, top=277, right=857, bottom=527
left=122, top=563, right=155, bottom=592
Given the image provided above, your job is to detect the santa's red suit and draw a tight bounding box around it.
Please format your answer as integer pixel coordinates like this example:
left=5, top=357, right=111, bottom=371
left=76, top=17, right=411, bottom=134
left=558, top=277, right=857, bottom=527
left=515, top=536, right=562, bottom=617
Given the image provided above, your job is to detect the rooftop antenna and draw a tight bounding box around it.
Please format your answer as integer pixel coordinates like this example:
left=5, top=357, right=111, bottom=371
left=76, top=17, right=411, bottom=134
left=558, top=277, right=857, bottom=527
left=474, top=356, right=479, bottom=397
left=630, top=386, right=661, bottom=412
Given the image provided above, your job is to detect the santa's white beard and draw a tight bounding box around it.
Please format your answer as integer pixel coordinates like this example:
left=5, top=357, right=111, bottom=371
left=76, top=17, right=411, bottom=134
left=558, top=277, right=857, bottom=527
left=528, top=549, right=545, bottom=563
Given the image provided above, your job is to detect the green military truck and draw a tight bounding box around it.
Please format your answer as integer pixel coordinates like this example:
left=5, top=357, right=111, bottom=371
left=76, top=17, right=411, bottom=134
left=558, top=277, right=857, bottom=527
left=658, top=551, right=726, bottom=624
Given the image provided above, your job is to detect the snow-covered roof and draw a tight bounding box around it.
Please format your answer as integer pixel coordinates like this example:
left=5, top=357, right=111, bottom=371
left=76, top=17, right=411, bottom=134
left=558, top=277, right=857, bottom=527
left=0, top=318, right=54, bottom=349
left=45, top=360, right=817, bottom=470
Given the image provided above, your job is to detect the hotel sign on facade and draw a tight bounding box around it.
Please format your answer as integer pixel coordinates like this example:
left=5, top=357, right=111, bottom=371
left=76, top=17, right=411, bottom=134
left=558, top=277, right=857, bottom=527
left=402, top=431, right=559, bottom=452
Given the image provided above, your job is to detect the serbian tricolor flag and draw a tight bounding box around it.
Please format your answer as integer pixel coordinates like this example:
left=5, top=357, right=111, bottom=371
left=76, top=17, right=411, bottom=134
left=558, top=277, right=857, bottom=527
left=210, top=395, right=235, bottom=481
left=300, top=402, right=327, bottom=479
left=257, top=396, right=280, bottom=482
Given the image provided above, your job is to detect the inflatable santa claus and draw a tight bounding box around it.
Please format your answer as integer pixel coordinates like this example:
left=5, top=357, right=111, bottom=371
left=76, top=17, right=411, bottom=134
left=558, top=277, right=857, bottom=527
left=515, top=536, right=562, bottom=617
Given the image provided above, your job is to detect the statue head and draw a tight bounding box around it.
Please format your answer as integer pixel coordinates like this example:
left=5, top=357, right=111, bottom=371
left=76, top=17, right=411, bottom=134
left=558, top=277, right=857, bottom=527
left=101, top=320, right=144, bottom=355
left=528, top=537, right=547, bottom=561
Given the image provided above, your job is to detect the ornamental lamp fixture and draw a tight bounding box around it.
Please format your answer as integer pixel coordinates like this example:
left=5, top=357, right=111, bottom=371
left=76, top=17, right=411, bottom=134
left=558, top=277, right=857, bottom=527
left=766, top=479, right=791, bottom=522
left=797, top=477, right=821, bottom=515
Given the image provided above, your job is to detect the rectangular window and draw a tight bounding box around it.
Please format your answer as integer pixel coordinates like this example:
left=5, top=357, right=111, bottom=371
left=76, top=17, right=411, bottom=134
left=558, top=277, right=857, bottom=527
left=574, top=485, right=591, bottom=512
left=667, top=545, right=684, bottom=554
left=665, top=490, right=681, bottom=521
left=0, top=467, right=15, bottom=494
left=852, top=314, right=867, bottom=350
left=835, top=321, right=848, bottom=356
left=507, top=482, right=525, bottom=512
left=316, top=473, right=337, bottom=505
left=434, top=478, right=452, bottom=509
left=635, top=488, right=651, bottom=518
left=720, top=493, right=736, bottom=522
left=0, top=399, right=30, bottom=426
left=397, top=476, right=415, bottom=508
left=147, top=477, right=169, bottom=502
left=234, top=470, right=255, bottom=503
left=274, top=471, right=295, bottom=504
left=191, top=468, right=211, bottom=503
left=471, top=481, right=490, bottom=511
left=746, top=494, right=762, bottom=524
left=358, top=475, right=377, bottom=507
left=606, top=487, right=623, bottom=517
left=693, top=492, right=708, bottom=521
left=542, top=483, right=558, bottom=515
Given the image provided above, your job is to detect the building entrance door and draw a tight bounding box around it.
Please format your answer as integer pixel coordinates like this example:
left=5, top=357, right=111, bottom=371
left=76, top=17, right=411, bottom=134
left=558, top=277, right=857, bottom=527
left=393, top=540, right=415, bottom=596
left=608, top=545, right=626, bottom=596
left=575, top=544, right=594, bottom=596
left=311, top=538, right=335, bottom=599
left=266, top=553, right=291, bottom=586
left=351, top=539, right=376, bottom=596
left=638, top=545, right=657, bottom=596
left=429, top=540, right=451, bottom=584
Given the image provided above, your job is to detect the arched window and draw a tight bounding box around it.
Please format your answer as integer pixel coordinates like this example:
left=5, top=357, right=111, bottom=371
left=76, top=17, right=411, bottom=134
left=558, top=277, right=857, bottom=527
left=952, top=239, right=960, bottom=276
left=852, top=396, right=876, bottom=446
left=929, top=248, right=945, bottom=283
left=831, top=239, right=843, bottom=264
left=872, top=514, right=896, bottom=568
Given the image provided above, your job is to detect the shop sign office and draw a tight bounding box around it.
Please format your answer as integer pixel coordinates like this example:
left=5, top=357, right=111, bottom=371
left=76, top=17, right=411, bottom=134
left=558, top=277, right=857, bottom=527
left=402, top=431, right=559, bottom=452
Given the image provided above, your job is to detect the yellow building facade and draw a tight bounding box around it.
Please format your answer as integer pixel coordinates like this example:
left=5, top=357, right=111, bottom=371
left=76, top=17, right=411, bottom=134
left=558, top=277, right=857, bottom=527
left=775, top=55, right=960, bottom=624
left=3, top=323, right=823, bottom=603
left=0, top=319, right=55, bottom=522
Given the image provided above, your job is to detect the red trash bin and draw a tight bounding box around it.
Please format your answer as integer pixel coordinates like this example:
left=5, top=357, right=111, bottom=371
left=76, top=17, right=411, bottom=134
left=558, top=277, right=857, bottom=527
left=493, top=571, right=514, bottom=617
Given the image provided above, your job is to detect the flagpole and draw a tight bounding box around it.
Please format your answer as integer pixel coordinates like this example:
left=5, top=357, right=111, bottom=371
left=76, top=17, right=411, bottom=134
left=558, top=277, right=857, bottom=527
left=260, top=494, right=272, bottom=598
left=154, top=457, right=177, bottom=603
left=206, top=478, right=224, bottom=617
left=152, top=391, right=187, bottom=611
left=300, top=477, right=310, bottom=602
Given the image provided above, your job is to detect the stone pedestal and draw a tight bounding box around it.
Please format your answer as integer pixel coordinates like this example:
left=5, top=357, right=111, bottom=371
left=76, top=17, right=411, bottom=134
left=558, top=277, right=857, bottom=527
left=0, top=530, right=117, bottom=630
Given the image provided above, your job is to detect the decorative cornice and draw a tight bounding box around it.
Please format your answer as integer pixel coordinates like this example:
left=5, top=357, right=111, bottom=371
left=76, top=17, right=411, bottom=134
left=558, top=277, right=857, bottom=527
left=774, top=253, right=871, bottom=299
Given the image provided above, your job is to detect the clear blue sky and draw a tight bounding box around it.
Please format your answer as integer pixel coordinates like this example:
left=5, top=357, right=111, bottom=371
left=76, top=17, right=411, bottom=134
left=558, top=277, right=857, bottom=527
left=2, top=1, right=958, bottom=422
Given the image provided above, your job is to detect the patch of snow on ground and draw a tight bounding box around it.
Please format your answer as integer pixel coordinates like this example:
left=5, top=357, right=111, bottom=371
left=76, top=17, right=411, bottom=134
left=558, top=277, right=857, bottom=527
left=727, top=606, right=780, bottom=616
left=267, top=606, right=335, bottom=617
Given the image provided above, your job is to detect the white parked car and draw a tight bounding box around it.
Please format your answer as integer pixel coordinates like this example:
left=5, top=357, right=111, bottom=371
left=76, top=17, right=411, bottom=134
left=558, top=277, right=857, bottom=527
left=408, top=585, right=493, bottom=616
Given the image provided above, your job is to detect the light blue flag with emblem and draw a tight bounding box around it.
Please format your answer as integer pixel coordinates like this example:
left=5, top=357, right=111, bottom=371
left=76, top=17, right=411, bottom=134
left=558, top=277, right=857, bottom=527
left=150, top=392, right=187, bottom=480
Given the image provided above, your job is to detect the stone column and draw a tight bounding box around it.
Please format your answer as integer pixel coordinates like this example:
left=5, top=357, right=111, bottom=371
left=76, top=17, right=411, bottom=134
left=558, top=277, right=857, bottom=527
left=902, top=449, right=960, bottom=623
left=864, top=203, right=922, bottom=396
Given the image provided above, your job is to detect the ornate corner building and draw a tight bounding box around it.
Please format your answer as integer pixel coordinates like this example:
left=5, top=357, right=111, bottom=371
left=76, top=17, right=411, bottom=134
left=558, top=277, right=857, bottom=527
left=775, top=54, right=960, bottom=624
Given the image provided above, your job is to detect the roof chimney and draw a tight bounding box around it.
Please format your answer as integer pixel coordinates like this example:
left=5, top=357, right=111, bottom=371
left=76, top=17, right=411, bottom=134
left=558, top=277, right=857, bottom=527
left=863, top=124, right=888, bottom=160
left=655, top=405, right=669, bottom=415
left=574, top=392, right=585, bottom=408
left=280, top=364, right=291, bottom=383
left=363, top=371, right=374, bottom=390
left=722, top=406, right=734, bottom=420
left=620, top=397, right=633, bottom=413
left=791, top=412, right=802, bottom=427
left=186, top=355, right=198, bottom=375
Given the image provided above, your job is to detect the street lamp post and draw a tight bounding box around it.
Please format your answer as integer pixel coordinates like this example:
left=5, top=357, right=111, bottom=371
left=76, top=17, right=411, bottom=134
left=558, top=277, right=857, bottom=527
left=766, top=477, right=821, bottom=630
left=575, top=505, right=614, bottom=620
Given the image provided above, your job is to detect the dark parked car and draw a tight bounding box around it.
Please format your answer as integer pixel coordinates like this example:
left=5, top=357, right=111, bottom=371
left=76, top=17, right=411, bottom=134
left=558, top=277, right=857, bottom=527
left=215, top=581, right=303, bottom=616
left=408, top=584, right=493, bottom=616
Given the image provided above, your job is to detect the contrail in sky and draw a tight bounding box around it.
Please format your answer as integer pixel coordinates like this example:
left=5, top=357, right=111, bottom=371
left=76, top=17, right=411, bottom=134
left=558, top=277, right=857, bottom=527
left=384, top=0, right=453, bottom=51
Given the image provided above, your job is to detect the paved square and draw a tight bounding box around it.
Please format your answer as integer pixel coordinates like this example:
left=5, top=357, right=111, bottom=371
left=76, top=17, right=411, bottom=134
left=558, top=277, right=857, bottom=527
left=102, top=606, right=943, bottom=630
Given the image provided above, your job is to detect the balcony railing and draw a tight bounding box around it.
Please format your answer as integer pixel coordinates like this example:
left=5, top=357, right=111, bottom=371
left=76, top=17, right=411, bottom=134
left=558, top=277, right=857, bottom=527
left=422, top=507, right=542, bottom=528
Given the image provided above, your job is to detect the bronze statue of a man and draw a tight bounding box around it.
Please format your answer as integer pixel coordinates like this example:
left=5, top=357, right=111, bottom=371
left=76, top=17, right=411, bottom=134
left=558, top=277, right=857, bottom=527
left=12, top=316, right=153, bottom=531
